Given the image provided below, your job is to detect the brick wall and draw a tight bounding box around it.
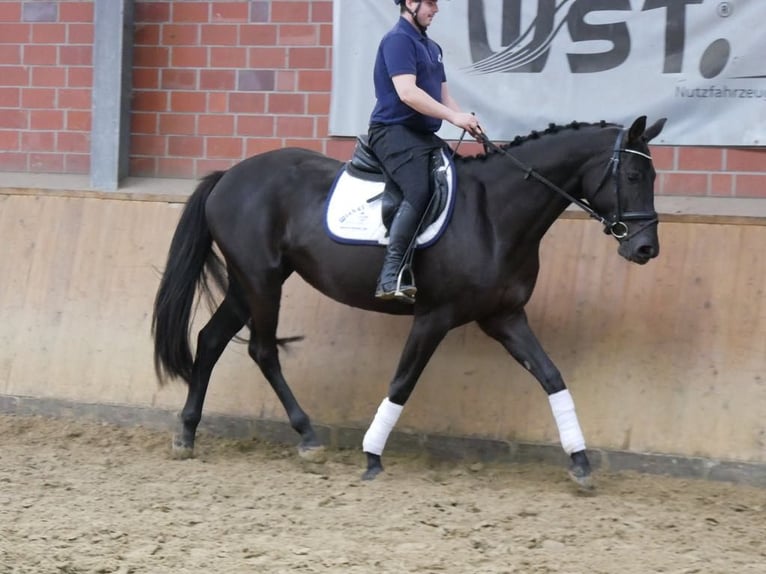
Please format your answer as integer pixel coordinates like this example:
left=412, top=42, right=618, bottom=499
left=0, top=0, right=764, bottom=198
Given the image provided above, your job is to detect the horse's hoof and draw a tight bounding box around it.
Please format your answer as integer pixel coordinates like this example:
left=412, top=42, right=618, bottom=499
left=297, top=443, right=326, bottom=463
left=170, top=436, right=195, bottom=460
left=568, top=469, right=595, bottom=491
left=361, top=452, right=383, bottom=481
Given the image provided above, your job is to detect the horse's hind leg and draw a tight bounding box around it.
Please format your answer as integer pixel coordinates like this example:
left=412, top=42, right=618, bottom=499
left=478, top=310, right=593, bottom=489
left=245, top=283, right=322, bottom=457
left=173, top=290, right=247, bottom=458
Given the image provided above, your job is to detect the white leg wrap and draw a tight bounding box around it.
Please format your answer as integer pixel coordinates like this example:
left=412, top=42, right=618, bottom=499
left=362, top=398, right=403, bottom=456
left=548, top=389, right=586, bottom=454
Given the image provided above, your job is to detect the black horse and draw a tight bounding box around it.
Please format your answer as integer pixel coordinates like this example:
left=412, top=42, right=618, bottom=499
left=152, top=116, right=666, bottom=487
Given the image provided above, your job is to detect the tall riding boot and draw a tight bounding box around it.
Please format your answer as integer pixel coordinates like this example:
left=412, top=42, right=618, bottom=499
left=375, top=200, right=421, bottom=303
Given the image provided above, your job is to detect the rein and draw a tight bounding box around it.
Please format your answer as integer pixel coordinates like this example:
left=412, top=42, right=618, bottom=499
left=466, top=128, right=658, bottom=240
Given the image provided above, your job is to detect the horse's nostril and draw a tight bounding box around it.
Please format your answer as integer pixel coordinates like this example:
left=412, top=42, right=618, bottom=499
left=638, top=244, right=657, bottom=258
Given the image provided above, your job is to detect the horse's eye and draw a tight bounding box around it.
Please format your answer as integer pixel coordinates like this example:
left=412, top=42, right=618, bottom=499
left=626, top=171, right=642, bottom=183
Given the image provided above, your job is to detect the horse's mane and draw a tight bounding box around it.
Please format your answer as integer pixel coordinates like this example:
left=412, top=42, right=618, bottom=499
left=453, top=120, right=617, bottom=162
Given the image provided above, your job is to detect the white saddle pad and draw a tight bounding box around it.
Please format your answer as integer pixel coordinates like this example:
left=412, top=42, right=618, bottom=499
left=324, top=148, right=456, bottom=247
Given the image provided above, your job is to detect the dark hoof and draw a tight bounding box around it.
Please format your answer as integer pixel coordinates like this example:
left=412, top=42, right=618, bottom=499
left=569, top=450, right=594, bottom=491
left=361, top=452, right=383, bottom=481
left=171, top=435, right=195, bottom=460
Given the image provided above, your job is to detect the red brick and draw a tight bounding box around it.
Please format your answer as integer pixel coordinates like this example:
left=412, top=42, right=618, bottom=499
left=129, top=156, right=157, bottom=176
left=659, top=172, right=708, bottom=196
left=0, top=45, right=21, bottom=65
left=67, top=67, right=92, bottom=88
left=161, top=68, right=197, bottom=90
left=727, top=149, right=766, bottom=172
left=325, top=138, right=356, bottom=161
left=200, top=69, right=236, bottom=90
left=206, top=136, right=242, bottom=159
left=248, top=47, right=287, bottom=68
left=32, top=66, right=66, bottom=87
left=60, top=3, right=93, bottom=23
left=244, top=138, right=282, bottom=156
left=197, top=158, right=235, bottom=174
left=236, top=115, right=274, bottom=137
left=66, top=110, right=90, bottom=131
left=284, top=138, right=322, bottom=152
left=30, top=153, right=64, bottom=172
left=267, top=93, right=305, bottom=114
left=289, top=47, right=327, bottom=69
left=208, top=92, right=228, bottom=113
left=21, top=131, right=55, bottom=151
left=159, top=113, right=197, bottom=135
left=211, top=2, right=249, bottom=22
left=318, top=23, right=332, bottom=46
left=172, top=2, right=208, bottom=23
left=64, top=153, right=89, bottom=174
left=278, top=24, right=319, bottom=46
left=276, top=116, right=314, bottom=138
left=0, top=152, right=27, bottom=170
left=32, top=23, right=66, bottom=43
left=201, top=24, right=238, bottom=46
left=131, top=112, right=157, bottom=134
left=22, top=88, right=56, bottom=108
left=240, top=24, right=277, bottom=46
left=198, top=114, right=235, bottom=136
left=23, top=45, right=55, bottom=65
left=210, top=46, right=247, bottom=67
left=0, top=130, right=20, bottom=150
left=172, top=46, right=208, bottom=67
left=0, top=87, right=20, bottom=106
left=133, top=90, right=168, bottom=112
left=135, top=3, right=170, bottom=23
left=229, top=92, right=265, bottom=113
left=709, top=173, right=733, bottom=197
left=272, top=1, right=309, bottom=22
left=315, top=115, right=328, bottom=138
left=133, top=46, right=170, bottom=68
left=162, top=24, right=200, bottom=46
left=170, top=91, right=207, bottom=112
left=67, top=23, right=93, bottom=44
left=297, top=70, right=331, bottom=92
left=0, top=24, right=30, bottom=44
left=0, top=4, right=21, bottom=22
left=156, top=157, right=195, bottom=178
left=648, top=145, right=674, bottom=171
left=307, top=93, right=330, bottom=115
left=57, top=131, right=89, bottom=153
left=275, top=70, right=295, bottom=91
left=134, top=23, right=160, bottom=45
left=132, top=134, right=167, bottom=156
left=133, top=68, right=159, bottom=90
left=311, top=2, right=333, bottom=23
left=0, top=109, right=26, bottom=129
left=677, top=147, right=723, bottom=171
left=0, top=66, right=29, bottom=86
left=168, top=135, right=203, bottom=157
left=734, top=174, right=766, bottom=198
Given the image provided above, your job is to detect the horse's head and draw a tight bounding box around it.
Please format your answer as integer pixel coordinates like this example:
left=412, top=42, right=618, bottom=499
left=582, top=116, right=667, bottom=264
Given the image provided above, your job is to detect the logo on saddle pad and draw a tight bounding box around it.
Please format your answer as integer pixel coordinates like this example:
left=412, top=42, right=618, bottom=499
left=325, top=146, right=456, bottom=247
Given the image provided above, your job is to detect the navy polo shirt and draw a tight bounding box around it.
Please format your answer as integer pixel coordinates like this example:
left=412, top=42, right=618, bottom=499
left=369, top=17, right=447, bottom=133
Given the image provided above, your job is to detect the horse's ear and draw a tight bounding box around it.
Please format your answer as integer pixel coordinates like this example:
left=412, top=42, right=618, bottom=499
left=642, top=117, right=667, bottom=143
left=627, top=116, right=647, bottom=143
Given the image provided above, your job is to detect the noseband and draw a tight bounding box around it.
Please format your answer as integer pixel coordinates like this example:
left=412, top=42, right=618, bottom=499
left=474, top=128, right=658, bottom=241
left=592, top=128, right=658, bottom=240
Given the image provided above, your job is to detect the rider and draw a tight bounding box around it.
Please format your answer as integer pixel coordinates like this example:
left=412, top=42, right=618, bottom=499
left=369, top=0, right=482, bottom=303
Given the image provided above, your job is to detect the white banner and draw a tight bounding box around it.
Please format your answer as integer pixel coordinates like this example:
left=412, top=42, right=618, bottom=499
left=330, top=0, right=766, bottom=146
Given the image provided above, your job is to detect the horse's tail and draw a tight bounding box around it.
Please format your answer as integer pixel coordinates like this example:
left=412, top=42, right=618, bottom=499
left=152, top=170, right=227, bottom=386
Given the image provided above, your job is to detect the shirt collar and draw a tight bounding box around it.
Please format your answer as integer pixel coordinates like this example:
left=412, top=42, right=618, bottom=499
left=396, top=15, right=428, bottom=41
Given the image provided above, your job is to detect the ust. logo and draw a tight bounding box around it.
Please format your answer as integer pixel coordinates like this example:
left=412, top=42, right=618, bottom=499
left=467, top=0, right=743, bottom=78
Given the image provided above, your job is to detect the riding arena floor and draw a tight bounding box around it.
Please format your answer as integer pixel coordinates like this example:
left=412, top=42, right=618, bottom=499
left=0, top=414, right=763, bottom=574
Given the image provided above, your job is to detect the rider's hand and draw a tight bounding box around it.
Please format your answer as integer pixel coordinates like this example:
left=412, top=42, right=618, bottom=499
left=450, top=112, right=483, bottom=140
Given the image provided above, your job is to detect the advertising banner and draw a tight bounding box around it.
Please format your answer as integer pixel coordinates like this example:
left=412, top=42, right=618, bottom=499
left=330, top=0, right=766, bottom=146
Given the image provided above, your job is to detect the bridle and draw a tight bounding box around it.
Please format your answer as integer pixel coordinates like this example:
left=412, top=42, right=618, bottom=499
left=470, top=128, right=658, bottom=241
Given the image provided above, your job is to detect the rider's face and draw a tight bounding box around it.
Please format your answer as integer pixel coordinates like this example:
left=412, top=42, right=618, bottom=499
left=412, top=0, right=439, bottom=27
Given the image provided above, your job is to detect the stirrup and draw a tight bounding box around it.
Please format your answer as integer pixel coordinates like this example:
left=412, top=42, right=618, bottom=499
left=375, top=266, right=416, bottom=304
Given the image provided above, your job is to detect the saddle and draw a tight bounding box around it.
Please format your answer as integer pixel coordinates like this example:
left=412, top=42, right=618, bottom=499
left=348, top=135, right=450, bottom=233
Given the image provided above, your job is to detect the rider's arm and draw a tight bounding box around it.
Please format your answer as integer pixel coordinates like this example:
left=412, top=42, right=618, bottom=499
left=392, top=74, right=477, bottom=134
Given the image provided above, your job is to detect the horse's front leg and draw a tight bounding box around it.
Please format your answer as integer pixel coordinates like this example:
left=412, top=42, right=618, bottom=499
left=362, top=313, right=451, bottom=480
left=478, top=310, right=593, bottom=489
